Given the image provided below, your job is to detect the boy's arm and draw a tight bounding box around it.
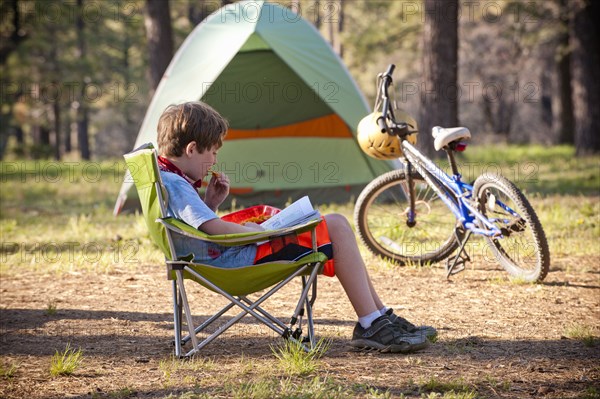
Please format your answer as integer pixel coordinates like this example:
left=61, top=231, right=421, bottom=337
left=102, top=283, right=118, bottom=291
left=200, top=218, right=264, bottom=235
left=163, top=172, right=261, bottom=235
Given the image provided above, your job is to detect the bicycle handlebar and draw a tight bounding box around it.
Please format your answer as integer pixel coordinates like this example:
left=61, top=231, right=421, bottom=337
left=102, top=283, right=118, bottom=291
left=377, top=64, right=413, bottom=137
left=378, top=64, right=395, bottom=133
left=383, top=64, right=395, bottom=78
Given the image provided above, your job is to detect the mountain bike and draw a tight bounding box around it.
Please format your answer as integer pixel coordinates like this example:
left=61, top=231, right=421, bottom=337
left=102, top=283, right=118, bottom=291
left=354, top=64, right=550, bottom=282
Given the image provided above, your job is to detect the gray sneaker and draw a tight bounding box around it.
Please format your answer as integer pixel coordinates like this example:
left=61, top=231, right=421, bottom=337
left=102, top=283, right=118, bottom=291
left=350, top=315, right=429, bottom=353
left=386, top=308, right=437, bottom=339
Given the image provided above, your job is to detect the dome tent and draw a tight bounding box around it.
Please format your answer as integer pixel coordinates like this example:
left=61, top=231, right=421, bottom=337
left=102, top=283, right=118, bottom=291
left=115, top=0, right=394, bottom=212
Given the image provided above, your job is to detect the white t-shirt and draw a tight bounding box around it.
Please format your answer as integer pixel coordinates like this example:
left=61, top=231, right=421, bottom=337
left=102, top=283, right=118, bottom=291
left=160, top=171, right=257, bottom=267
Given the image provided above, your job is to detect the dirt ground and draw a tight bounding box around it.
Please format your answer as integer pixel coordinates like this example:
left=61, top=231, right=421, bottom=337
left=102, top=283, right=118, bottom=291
left=1, top=254, right=599, bottom=398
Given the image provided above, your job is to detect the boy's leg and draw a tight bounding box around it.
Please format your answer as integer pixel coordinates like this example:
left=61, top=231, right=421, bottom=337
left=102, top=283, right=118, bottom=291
left=325, top=214, right=429, bottom=352
left=324, top=214, right=382, bottom=317
left=366, top=271, right=385, bottom=310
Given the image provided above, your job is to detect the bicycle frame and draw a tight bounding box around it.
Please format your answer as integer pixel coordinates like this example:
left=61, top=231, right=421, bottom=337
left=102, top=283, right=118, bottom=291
left=375, top=63, right=520, bottom=241
left=399, top=140, right=505, bottom=238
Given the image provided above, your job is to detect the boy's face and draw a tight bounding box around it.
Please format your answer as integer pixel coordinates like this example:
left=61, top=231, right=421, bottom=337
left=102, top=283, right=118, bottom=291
left=185, top=142, right=220, bottom=181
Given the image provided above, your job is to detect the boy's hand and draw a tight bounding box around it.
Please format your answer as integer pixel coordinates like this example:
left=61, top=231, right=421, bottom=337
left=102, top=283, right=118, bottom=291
left=204, top=171, right=230, bottom=211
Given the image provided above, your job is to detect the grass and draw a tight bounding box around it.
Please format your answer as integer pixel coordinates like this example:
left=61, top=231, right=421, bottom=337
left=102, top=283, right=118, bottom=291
left=488, top=275, right=534, bottom=286
left=154, top=374, right=391, bottom=399
left=420, top=393, right=478, bottom=399
left=582, top=386, right=600, bottom=399
left=564, top=324, right=599, bottom=347
left=49, top=344, right=83, bottom=377
left=0, top=360, right=19, bottom=379
left=0, top=160, right=156, bottom=275
left=271, top=338, right=331, bottom=376
left=45, top=300, right=58, bottom=315
left=158, top=356, right=216, bottom=388
left=419, top=377, right=478, bottom=398
left=1, top=146, right=598, bottom=276
left=228, top=376, right=353, bottom=399
left=454, top=144, right=600, bottom=196
left=158, top=355, right=216, bottom=376
left=93, top=387, right=136, bottom=399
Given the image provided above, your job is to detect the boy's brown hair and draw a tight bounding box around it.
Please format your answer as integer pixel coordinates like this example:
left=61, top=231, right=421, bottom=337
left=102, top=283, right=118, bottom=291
left=157, top=101, right=228, bottom=157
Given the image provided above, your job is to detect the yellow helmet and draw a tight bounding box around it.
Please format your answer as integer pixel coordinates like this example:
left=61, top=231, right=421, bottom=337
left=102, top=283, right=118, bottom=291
left=357, top=110, right=418, bottom=160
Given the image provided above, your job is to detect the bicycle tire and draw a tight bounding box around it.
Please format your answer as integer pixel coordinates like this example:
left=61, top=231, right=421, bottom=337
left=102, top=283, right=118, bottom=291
left=354, top=169, right=460, bottom=265
left=472, top=173, right=550, bottom=282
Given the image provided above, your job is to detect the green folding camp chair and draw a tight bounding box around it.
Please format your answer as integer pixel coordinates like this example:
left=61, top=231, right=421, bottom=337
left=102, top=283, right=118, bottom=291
left=124, top=143, right=327, bottom=357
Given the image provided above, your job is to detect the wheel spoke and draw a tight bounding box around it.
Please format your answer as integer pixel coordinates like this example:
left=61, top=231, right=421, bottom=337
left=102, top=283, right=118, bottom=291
left=355, top=170, right=460, bottom=265
left=473, top=174, right=549, bottom=282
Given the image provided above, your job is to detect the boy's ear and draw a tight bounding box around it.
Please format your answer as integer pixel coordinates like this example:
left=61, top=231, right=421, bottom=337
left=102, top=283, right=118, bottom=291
left=184, top=141, right=197, bottom=157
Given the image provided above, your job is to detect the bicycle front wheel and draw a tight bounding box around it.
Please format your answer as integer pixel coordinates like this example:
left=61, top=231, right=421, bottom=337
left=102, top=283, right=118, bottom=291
left=472, top=173, right=550, bottom=282
left=354, top=169, right=460, bottom=265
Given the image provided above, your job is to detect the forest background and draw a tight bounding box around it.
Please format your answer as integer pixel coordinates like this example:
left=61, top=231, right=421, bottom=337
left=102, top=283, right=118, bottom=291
left=0, top=0, right=598, bottom=161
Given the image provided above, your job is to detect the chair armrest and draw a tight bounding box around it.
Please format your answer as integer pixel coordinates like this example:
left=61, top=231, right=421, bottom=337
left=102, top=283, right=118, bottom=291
left=157, top=217, right=322, bottom=247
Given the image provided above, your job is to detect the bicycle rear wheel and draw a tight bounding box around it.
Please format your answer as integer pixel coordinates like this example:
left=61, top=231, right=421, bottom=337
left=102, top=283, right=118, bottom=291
left=354, top=169, right=460, bottom=265
left=472, top=173, right=550, bottom=282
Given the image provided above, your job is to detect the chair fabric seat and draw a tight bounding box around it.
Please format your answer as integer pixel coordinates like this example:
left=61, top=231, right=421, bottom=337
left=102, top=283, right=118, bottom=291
left=179, top=252, right=327, bottom=296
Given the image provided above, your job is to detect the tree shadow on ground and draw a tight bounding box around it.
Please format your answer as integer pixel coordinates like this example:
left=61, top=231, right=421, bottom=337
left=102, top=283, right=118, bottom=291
left=1, top=309, right=598, bottom=361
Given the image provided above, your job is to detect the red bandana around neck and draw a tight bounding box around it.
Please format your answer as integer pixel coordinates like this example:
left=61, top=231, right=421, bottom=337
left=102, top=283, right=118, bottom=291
left=157, top=155, right=204, bottom=189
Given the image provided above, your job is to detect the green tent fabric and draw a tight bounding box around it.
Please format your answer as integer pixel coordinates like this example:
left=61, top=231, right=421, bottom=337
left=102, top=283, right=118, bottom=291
left=115, top=0, right=394, bottom=212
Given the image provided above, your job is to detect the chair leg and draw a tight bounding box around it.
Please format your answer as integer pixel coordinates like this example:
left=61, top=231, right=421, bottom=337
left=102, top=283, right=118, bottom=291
left=181, top=301, right=236, bottom=346
left=172, top=262, right=322, bottom=356
left=181, top=264, right=309, bottom=355
left=172, top=280, right=183, bottom=357
left=175, top=270, right=199, bottom=351
left=304, top=289, right=315, bottom=349
left=288, top=264, right=320, bottom=350
left=239, top=296, right=288, bottom=331
left=306, top=272, right=318, bottom=348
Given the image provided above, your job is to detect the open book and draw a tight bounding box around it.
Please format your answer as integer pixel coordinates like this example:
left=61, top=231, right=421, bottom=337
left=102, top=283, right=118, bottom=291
left=260, top=196, right=321, bottom=230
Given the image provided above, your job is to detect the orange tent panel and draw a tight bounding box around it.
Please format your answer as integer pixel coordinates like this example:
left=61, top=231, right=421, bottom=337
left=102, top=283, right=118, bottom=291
left=226, top=114, right=353, bottom=140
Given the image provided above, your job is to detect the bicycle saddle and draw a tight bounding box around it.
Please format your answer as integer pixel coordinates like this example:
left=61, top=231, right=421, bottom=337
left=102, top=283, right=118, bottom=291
left=432, top=126, right=471, bottom=151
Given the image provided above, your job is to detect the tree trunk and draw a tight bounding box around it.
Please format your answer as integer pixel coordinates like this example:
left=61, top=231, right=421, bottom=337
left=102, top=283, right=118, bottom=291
left=541, top=67, right=553, bottom=133
left=314, top=1, right=321, bottom=29
left=53, top=96, right=61, bottom=160
left=64, top=106, right=72, bottom=153
left=0, top=0, right=28, bottom=65
left=49, top=33, right=61, bottom=160
left=555, top=0, right=575, bottom=144
left=78, top=104, right=90, bottom=160
left=76, top=0, right=90, bottom=159
left=0, top=0, right=28, bottom=160
left=328, top=7, right=334, bottom=48
left=419, top=0, right=459, bottom=158
left=144, top=0, right=174, bottom=98
left=188, top=0, right=213, bottom=26
left=40, top=126, right=50, bottom=147
left=338, top=0, right=344, bottom=58
left=571, top=0, right=600, bottom=154
left=15, top=126, right=24, bottom=145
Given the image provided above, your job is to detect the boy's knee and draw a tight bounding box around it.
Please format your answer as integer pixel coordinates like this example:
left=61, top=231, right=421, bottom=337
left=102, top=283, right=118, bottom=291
left=325, top=213, right=352, bottom=232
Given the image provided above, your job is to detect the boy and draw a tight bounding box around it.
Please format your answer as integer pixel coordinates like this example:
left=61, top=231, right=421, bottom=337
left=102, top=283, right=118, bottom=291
left=157, top=101, right=436, bottom=353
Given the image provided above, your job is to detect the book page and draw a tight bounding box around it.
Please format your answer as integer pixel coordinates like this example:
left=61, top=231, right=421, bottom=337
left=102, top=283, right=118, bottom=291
left=260, top=196, right=320, bottom=230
